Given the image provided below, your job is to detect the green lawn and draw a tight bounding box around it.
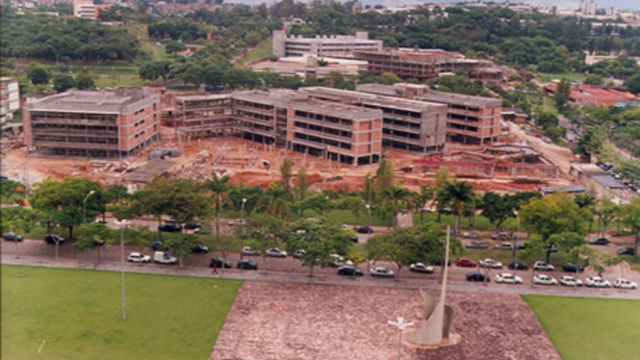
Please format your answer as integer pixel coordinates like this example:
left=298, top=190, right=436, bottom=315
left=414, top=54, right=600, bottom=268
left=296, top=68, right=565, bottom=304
left=2, top=265, right=242, bottom=360
left=537, top=72, right=586, bottom=83
left=523, top=295, right=640, bottom=360
left=240, top=38, right=273, bottom=65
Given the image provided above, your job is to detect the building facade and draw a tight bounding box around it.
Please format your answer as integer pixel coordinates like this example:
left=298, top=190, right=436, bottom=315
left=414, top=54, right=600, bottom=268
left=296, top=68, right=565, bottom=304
left=24, top=88, right=160, bottom=158
left=273, top=30, right=383, bottom=58
left=0, top=77, right=20, bottom=124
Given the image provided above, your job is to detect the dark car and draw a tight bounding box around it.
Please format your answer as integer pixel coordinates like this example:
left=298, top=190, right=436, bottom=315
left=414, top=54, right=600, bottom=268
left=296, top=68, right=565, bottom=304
left=150, top=241, right=164, bottom=250
left=618, top=247, right=636, bottom=256
left=491, top=232, right=510, bottom=240
left=338, top=266, right=363, bottom=276
left=158, top=223, right=182, bottom=233
left=210, top=257, right=232, bottom=269
left=2, top=232, right=23, bottom=242
left=508, top=261, right=529, bottom=270
left=44, top=234, right=65, bottom=244
left=184, top=222, right=202, bottom=230
left=192, top=244, right=210, bottom=253
left=431, top=259, right=452, bottom=267
left=237, top=259, right=258, bottom=270
left=590, top=237, right=610, bottom=245
left=356, top=226, right=373, bottom=234
left=466, top=272, right=489, bottom=282
left=562, top=263, right=584, bottom=273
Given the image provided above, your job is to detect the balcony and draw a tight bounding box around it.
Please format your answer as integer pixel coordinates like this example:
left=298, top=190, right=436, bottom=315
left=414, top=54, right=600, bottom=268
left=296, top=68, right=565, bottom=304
left=293, top=116, right=353, bottom=132
left=33, top=141, right=120, bottom=150
left=31, top=129, right=118, bottom=138
left=382, top=132, right=422, bottom=145
left=293, top=126, right=352, bottom=143
left=382, top=122, right=421, bottom=135
left=31, top=118, right=117, bottom=126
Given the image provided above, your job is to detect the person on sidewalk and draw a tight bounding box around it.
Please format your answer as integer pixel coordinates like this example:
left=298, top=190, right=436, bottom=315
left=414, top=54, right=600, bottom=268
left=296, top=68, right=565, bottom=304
left=212, top=263, right=218, bottom=274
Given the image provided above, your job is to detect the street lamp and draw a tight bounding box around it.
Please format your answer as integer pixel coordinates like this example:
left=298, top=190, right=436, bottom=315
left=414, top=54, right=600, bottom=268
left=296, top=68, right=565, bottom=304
left=513, top=210, right=519, bottom=276
left=241, top=198, right=247, bottom=219
left=113, top=219, right=129, bottom=320
left=388, top=317, right=414, bottom=360
left=365, top=204, right=372, bottom=232
left=83, top=190, right=96, bottom=225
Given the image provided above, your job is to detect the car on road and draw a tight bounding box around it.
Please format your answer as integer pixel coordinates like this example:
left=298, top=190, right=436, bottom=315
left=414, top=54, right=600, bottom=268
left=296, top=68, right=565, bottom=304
left=465, top=240, right=489, bottom=249
left=150, top=241, right=166, bottom=250
left=495, top=273, right=523, bottom=284
left=209, top=257, right=232, bottom=269
left=192, top=244, right=210, bottom=254
left=508, top=261, right=529, bottom=270
left=3, top=232, right=23, bottom=242
left=562, top=263, right=584, bottom=273
left=533, top=261, right=554, bottom=271
left=44, top=234, right=65, bottom=244
left=494, top=242, right=513, bottom=250
left=127, top=252, right=150, bottom=263
left=356, top=226, right=373, bottom=234
left=479, top=258, right=503, bottom=269
left=618, top=247, right=636, bottom=256
left=585, top=276, right=611, bottom=288
left=462, top=231, right=481, bottom=239
left=292, top=249, right=306, bottom=259
left=410, top=262, right=434, bottom=274
left=158, top=223, right=182, bottom=233
left=237, top=259, right=258, bottom=270
left=559, top=275, right=583, bottom=287
left=241, top=246, right=260, bottom=256
left=338, top=266, right=363, bottom=276
left=613, top=278, right=637, bottom=290
left=265, top=248, right=287, bottom=258
left=153, top=251, right=177, bottom=264
left=184, top=222, right=202, bottom=230
left=455, top=257, right=477, bottom=267
left=329, top=254, right=352, bottom=267
left=491, top=232, right=510, bottom=240
left=590, top=237, right=610, bottom=245
left=533, top=274, right=558, bottom=286
left=466, top=272, right=489, bottom=282
left=370, top=267, right=394, bottom=278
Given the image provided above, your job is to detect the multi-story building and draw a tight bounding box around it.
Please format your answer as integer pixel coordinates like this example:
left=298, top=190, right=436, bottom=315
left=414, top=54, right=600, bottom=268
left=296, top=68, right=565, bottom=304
left=298, top=87, right=447, bottom=153
left=352, top=48, right=498, bottom=82
left=175, top=90, right=383, bottom=166
left=73, top=0, right=111, bottom=20
left=0, top=77, right=20, bottom=124
left=272, top=30, right=383, bottom=58
left=24, top=88, right=160, bottom=158
left=356, top=83, right=503, bottom=145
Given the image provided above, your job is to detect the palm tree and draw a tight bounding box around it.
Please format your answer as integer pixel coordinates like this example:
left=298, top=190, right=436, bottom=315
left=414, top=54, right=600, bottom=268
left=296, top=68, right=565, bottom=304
left=574, top=193, right=596, bottom=231
left=205, top=172, right=233, bottom=243
left=257, top=183, right=293, bottom=219
left=381, top=183, right=411, bottom=228
left=438, top=180, right=475, bottom=234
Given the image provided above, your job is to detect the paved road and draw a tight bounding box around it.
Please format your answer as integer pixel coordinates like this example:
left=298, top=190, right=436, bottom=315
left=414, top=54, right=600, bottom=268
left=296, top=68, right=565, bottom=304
left=3, top=239, right=639, bottom=300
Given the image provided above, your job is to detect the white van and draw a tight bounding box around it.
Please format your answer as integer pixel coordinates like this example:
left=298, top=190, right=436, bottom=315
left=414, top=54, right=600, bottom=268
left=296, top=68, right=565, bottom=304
left=153, top=251, right=177, bottom=264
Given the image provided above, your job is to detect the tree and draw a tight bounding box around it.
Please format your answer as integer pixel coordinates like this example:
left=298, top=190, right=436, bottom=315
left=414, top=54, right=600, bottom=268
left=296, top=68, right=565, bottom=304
left=294, top=166, right=311, bottom=201
left=239, top=214, right=288, bottom=264
left=583, top=74, right=603, bottom=86
left=479, top=191, right=514, bottom=230
left=437, top=180, right=475, bottom=234
left=415, top=184, right=435, bottom=221
left=256, top=183, right=292, bottom=219
left=554, top=78, right=571, bottom=110
left=164, top=233, right=200, bottom=267
left=625, top=72, right=640, bottom=95
left=381, top=183, right=411, bottom=228
left=280, top=156, right=293, bottom=193
left=0, top=206, right=37, bottom=258
left=596, top=195, right=617, bottom=236
left=165, top=41, right=187, bottom=54
left=621, top=197, right=640, bottom=260
left=139, top=60, right=172, bottom=86
left=287, top=217, right=351, bottom=276
left=228, top=186, right=264, bottom=217
left=52, top=74, right=75, bottom=92
left=300, top=194, right=334, bottom=216
left=205, top=172, right=233, bottom=244
left=574, top=192, right=597, bottom=231
left=75, top=72, right=95, bottom=90
left=75, top=223, right=112, bottom=265
left=374, top=158, right=395, bottom=202
left=27, top=63, right=50, bottom=85
left=576, top=126, right=606, bottom=157
left=338, top=196, right=368, bottom=229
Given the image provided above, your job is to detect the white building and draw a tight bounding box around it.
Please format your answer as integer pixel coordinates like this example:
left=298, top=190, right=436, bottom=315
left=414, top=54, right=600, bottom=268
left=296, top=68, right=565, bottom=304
left=74, top=0, right=95, bottom=19
left=272, top=30, right=383, bottom=58
left=0, top=77, right=20, bottom=124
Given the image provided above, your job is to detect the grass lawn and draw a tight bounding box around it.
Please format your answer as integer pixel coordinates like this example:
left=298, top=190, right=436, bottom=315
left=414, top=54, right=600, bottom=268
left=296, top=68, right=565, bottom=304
left=2, top=265, right=242, bottom=360
left=523, top=295, right=640, bottom=360
left=537, top=72, right=586, bottom=83
left=240, top=38, right=273, bottom=64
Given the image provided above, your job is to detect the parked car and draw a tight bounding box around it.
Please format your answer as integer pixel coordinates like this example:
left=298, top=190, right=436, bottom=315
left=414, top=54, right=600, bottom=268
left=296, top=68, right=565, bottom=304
left=235, top=219, right=246, bottom=225
left=533, top=274, right=558, bottom=286
left=150, top=241, right=165, bottom=250
left=479, top=258, right=503, bottom=269
left=494, top=242, right=513, bottom=250
left=585, top=276, right=611, bottom=288
left=409, top=262, right=434, bottom=274
left=2, top=232, right=23, bottom=242
left=127, top=252, right=150, bottom=263
left=508, top=261, right=529, bottom=270
left=491, top=232, right=510, bottom=240
left=456, top=257, right=477, bottom=267
left=191, top=244, right=209, bottom=254
left=330, top=254, right=352, bottom=267
left=462, top=231, right=481, bottom=239
left=495, top=273, right=523, bottom=284
left=338, top=266, right=363, bottom=276
left=237, top=259, right=258, bottom=270
left=158, top=223, right=182, bottom=233
left=370, top=267, right=394, bottom=278
left=209, top=257, right=232, bottom=269
left=562, top=263, right=584, bottom=273
left=590, top=237, right=610, bottom=245
left=44, top=234, right=65, bottom=244
left=356, top=226, right=373, bottom=234
left=241, top=246, right=260, bottom=256
left=265, top=248, right=287, bottom=257
left=618, top=247, right=636, bottom=256
left=533, top=261, right=554, bottom=271
left=153, top=251, right=177, bottom=264
left=465, top=240, right=489, bottom=249
left=292, top=249, right=306, bottom=259
left=560, top=275, right=583, bottom=287
left=613, top=278, right=637, bottom=290
left=184, top=222, right=202, bottom=230
left=466, top=272, right=489, bottom=282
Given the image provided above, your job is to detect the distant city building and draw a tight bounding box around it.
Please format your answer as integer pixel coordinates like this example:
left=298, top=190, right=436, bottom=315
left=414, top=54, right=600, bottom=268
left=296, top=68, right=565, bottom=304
left=24, top=88, right=160, bottom=158
left=578, top=0, right=598, bottom=16
left=584, top=52, right=640, bottom=66
left=272, top=30, right=383, bottom=58
left=0, top=77, right=20, bottom=124
left=73, top=0, right=111, bottom=21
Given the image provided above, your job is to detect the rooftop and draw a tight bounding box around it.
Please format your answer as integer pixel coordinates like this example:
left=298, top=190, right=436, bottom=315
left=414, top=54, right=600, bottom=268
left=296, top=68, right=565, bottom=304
left=356, top=83, right=502, bottom=108
left=25, top=88, right=158, bottom=114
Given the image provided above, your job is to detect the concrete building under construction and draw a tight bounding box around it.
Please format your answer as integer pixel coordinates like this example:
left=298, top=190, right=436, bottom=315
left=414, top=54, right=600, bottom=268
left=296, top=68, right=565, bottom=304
left=24, top=88, right=160, bottom=158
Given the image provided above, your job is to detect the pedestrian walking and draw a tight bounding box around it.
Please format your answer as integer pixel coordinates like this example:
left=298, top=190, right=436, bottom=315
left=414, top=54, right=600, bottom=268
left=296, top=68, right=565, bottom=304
left=212, top=263, right=218, bottom=274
